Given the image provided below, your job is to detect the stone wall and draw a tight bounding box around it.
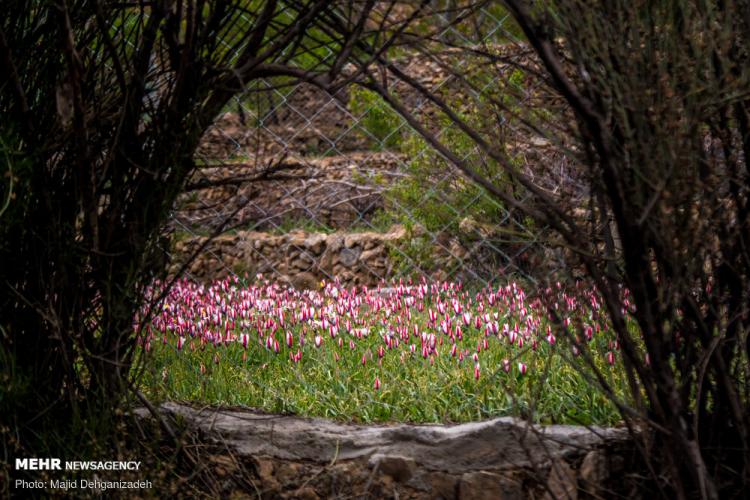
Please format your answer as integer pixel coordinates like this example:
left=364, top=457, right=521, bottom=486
left=168, top=221, right=554, bottom=288
left=170, top=225, right=463, bottom=288
left=144, top=402, right=646, bottom=499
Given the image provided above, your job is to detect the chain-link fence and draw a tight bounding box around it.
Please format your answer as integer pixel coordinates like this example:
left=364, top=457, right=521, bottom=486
left=166, top=5, right=565, bottom=290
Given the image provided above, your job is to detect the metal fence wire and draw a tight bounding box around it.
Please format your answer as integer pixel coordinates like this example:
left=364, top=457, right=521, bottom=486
left=167, top=5, right=564, bottom=290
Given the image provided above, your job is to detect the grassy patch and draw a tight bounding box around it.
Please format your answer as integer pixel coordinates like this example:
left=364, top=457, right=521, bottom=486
left=138, top=278, right=634, bottom=425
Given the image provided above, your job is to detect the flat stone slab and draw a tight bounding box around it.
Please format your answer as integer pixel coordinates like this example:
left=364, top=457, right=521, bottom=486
left=150, top=402, right=628, bottom=474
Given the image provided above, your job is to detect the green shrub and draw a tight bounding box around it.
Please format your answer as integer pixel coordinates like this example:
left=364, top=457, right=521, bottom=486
left=359, top=61, right=544, bottom=283
left=383, top=111, right=533, bottom=282
left=349, top=86, right=405, bottom=150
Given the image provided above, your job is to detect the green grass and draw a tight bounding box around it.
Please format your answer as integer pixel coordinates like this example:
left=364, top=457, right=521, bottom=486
left=143, top=341, right=624, bottom=424
left=137, top=280, right=633, bottom=425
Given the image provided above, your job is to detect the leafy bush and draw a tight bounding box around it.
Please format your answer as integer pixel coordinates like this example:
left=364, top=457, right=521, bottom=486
left=375, top=104, right=536, bottom=282
left=349, top=86, right=405, bottom=150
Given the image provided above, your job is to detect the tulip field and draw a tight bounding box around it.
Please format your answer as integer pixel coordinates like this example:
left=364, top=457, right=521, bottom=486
left=138, top=277, right=635, bottom=425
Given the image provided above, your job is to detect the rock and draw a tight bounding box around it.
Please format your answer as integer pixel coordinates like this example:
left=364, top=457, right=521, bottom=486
left=428, top=472, right=458, bottom=499
left=360, top=247, right=383, bottom=263
left=458, top=217, right=479, bottom=235
left=257, top=263, right=272, bottom=274
left=579, top=450, right=607, bottom=496
left=458, top=471, right=522, bottom=500
left=449, top=239, right=468, bottom=260
left=368, top=454, right=417, bottom=483
left=327, top=234, right=344, bottom=253
left=290, top=255, right=313, bottom=270
left=208, top=454, right=238, bottom=477
left=370, top=258, right=386, bottom=268
left=288, top=259, right=305, bottom=270
left=253, top=457, right=280, bottom=491
left=530, top=136, right=550, bottom=147
left=152, top=401, right=629, bottom=473
left=289, top=272, right=319, bottom=290
left=385, top=224, right=407, bottom=240
left=339, top=247, right=361, bottom=267
left=288, top=231, right=308, bottom=247
left=275, top=462, right=301, bottom=484
left=305, top=233, right=327, bottom=254
left=339, top=271, right=355, bottom=283
left=287, top=249, right=301, bottom=261
left=344, top=234, right=361, bottom=248
left=318, top=249, right=334, bottom=272
left=365, top=270, right=384, bottom=284
left=544, top=458, right=577, bottom=500
left=288, top=486, right=318, bottom=500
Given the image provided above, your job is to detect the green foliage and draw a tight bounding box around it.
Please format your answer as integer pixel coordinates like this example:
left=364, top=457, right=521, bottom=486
left=382, top=114, right=522, bottom=280
left=408, top=3, right=524, bottom=45
left=349, top=86, right=405, bottom=150
left=398, top=126, right=507, bottom=233
left=357, top=55, right=546, bottom=284
left=270, top=216, right=336, bottom=235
